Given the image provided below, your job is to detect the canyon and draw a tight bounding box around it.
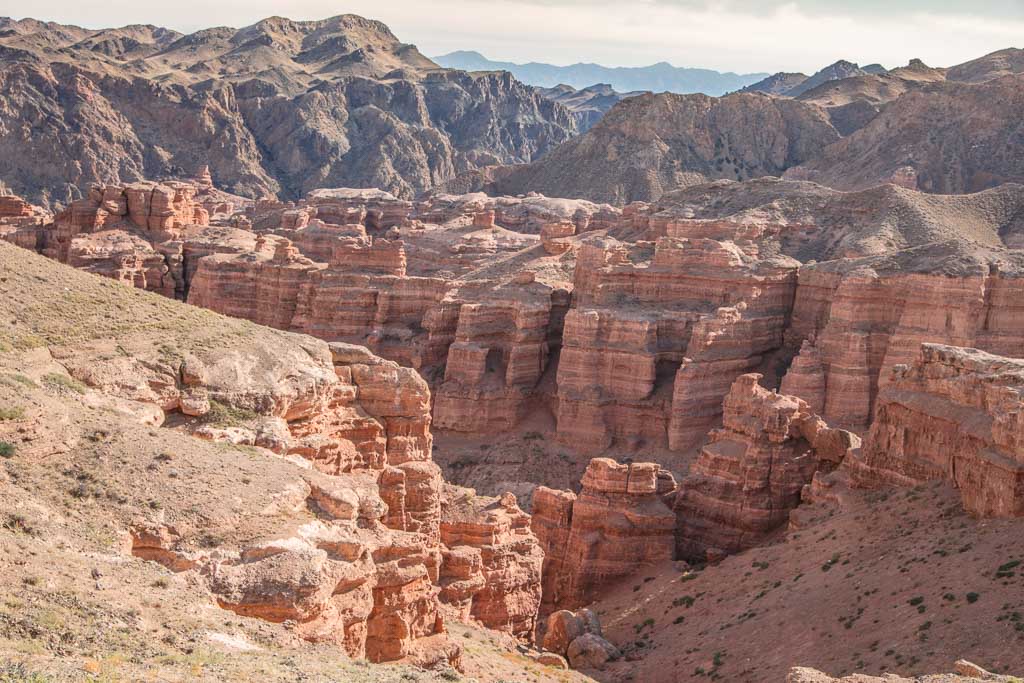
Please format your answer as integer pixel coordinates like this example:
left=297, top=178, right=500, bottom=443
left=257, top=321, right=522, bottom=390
left=4, top=170, right=1024, bottom=680
left=7, top=175, right=1024, bottom=481
left=3, top=10, right=1024, bottom=683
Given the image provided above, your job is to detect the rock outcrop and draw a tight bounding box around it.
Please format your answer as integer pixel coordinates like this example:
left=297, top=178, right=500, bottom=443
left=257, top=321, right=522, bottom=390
left=0, top=238, right=561, bottom=668
left=558, top=235, right=798, bottom=455
left=848, top=344, right=1024, bottom=517
left=674, top=374, right=859, bottom=561
left=8, top=176, right=1024, bottom=487
left=440, top=489, right=544, bottom=639
left=532, top=458, right=676, bottom=610
left=489, top=91, right=840, bottom=204
left=541, top=609, right=620, bottom=672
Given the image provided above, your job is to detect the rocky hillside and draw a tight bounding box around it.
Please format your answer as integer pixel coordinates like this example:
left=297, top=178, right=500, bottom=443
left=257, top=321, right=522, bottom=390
left=485, top=92, right=840, bottom=204
left=786, top=74, right=1024, bottom=193
left=478, top=52, right=1024, bottom=203
left=0, top=15, right=578, bottom=208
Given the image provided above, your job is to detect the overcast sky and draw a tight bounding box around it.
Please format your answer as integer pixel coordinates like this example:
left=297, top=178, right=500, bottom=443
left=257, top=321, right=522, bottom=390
left=3, top=0, right=1022, bottom=73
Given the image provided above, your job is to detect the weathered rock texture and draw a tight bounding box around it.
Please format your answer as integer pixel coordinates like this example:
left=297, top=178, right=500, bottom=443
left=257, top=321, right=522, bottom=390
left=0, top=238, right=559, bottom=667
left=558, top=235, right=798, bottom=455
left=486, top=91, right=839, bottom=204
left=541, top=609, right=620, bottom=671
left=8, top=176, right=1024, bottom=485
left=673, top=374, right=859, bottom=561
left=440, top=489, right=544, bottom=638
left=531, top=458, right=676, bottom=610
left=848, top=344, right=1024, bottom=517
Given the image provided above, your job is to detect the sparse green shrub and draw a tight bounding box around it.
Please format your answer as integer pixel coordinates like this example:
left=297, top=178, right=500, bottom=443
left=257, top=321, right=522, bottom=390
left=0, top=442, right=15, bottom=458
left=0, top=406, right=24, bottom=421
left=42, top=372, right=86, bottom=394
left=204, top=400, right=258, bottom=427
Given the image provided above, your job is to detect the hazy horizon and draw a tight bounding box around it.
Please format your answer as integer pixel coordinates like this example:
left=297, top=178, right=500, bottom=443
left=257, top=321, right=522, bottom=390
left=2, top=0, right=1021, bottom=74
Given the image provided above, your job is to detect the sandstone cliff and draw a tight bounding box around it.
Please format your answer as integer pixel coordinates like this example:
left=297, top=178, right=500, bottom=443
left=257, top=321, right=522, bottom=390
left=531, top=458, right=676, bottom=610
left=847, top=344, right=1024, bottom=517
left=674, top=374, right=858, bottom=561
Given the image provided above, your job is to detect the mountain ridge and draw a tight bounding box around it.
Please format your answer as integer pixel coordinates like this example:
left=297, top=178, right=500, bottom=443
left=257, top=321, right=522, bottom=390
left=433, top=49, right=768, bottom=95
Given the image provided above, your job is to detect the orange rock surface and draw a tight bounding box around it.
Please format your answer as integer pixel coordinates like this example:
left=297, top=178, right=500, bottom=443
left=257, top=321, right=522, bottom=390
left=532, top=458, right=676, bottom=610
left=848, top=344, right=1024, bottom=517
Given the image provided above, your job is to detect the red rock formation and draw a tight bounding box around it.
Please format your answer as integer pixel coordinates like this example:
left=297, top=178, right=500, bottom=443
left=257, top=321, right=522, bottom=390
left=61, top=329, right=545, bottom=664
left=847, top=344, right=1024, bottom=517
left=440, top=489, right=544, bottom=639
left=532, top=458, right=676, bottom=610
left=786, top=256, right=1024, bottom=432
left=674, top=373, right=859, bottom=561
left=557, top=235, right=797, bottom=454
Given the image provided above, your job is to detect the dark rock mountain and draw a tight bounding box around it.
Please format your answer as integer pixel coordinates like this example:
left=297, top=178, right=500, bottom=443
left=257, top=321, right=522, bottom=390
left=782, top=59, right=874, bottom=97
left=740, top=72, right=809, bottom=95
left=0, top=15, right=578, bottom=207
left=537, top=83, right=646, bottom=131
left=433, top=50, right=768, bottom=95
left=785, top=74, right=1024, bottom=193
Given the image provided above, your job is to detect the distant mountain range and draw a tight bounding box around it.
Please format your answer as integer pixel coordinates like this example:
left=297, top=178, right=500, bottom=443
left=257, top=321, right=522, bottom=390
left=433, top=50, right=769, bottom=96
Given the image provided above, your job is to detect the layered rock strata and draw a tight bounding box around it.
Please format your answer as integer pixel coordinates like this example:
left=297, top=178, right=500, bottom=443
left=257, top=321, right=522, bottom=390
left=785, top=253, right=1024, bottom=432
left=558, top=235, right=798, bottom=454
left=531, top=458, right=676, bottom=610
left=848, top=344, right=1024, bottom=517
left=674, top=373, right=859, bottom=561
left=440, top=489, right=544, bottom=638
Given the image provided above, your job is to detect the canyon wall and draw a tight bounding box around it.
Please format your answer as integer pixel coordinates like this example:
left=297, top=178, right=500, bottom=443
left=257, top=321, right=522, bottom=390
left=674, top=373, right=859, bottom=561
left=7, top=178, right=1024, bottom=484
left=848, top=344, right=1024, bottom=517
left=531, top=458, right=676, bottom=610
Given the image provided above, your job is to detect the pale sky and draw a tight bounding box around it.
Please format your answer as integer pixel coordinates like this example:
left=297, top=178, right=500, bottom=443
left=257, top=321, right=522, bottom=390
left=3, top=0, right=1022, bottom=73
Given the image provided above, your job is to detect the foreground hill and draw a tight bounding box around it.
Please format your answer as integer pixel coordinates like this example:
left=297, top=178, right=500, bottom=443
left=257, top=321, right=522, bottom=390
left=0, top=238, right=604, bottom=681
left=2, top=238, right=1022, bottom=682
left=0, top=15, right=578, bottom=207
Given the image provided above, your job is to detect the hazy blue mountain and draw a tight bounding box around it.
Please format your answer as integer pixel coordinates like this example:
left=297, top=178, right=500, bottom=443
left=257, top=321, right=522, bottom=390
left=434, top=50, right=768, bottom=95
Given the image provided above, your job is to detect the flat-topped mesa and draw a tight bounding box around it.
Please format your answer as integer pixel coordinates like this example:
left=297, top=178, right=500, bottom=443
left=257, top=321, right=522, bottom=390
left=0, top=194, right=36, bottom=218
left=277, top=219, right=407, bottom=276
left=531, top=458, right=677, bottom=610
left=66, top=231, right=179, bottom=298
left=784, top=254, right=1024, bottom=433
left=847, top=344, right=1024, bottom=517
left=1, top=180, right=254, bottom=299
left=440, top=490, right=544, bottom=640
left=413, top=192, right=621, bottom=236
left=674, top=373, right=859, bottom=561
left=306, top=188, right=413, bottom=230
left=557, top=235, right=799, bottom=454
